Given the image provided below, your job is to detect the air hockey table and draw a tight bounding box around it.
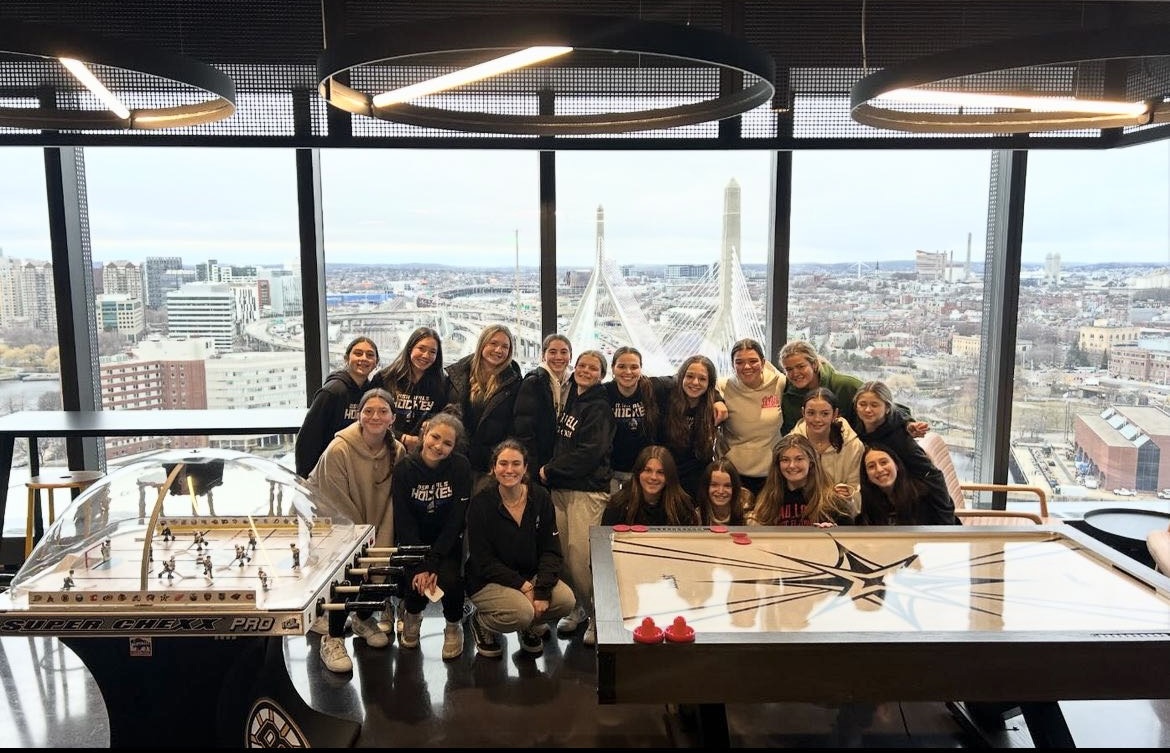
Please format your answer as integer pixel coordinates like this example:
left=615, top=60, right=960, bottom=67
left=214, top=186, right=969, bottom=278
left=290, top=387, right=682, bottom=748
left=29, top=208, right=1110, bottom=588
left=0, top=449, right=380, bottom=748
left=590, top=524, right=1170, bottom=747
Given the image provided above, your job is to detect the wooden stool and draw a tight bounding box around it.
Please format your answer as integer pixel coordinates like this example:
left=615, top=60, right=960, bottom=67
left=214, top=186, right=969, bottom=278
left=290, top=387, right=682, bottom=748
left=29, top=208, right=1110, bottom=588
left=25, top=470, right=106, bottom=558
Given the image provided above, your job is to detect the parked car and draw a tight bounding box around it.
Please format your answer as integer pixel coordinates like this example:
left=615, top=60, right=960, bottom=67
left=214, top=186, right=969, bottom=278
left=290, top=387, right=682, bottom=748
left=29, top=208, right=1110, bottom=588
left=1157, top=489, right=1170, bottom=500
left=1113, top=488, right=1136, bottom=497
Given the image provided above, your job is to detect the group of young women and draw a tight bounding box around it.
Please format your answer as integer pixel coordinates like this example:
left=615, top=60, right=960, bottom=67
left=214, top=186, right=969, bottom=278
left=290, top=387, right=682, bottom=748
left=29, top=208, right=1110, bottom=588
left=293, top=326, right=956, bottom=674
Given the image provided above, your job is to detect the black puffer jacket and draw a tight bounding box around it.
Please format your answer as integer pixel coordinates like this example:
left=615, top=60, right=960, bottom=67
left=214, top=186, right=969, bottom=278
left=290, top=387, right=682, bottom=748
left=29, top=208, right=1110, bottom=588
left=445, top=355, right=522, bottom=473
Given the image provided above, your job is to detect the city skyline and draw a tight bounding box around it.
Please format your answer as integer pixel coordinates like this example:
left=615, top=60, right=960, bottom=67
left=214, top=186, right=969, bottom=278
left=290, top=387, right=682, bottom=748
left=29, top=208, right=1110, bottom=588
left=0, top=144, right=1167, bottom=267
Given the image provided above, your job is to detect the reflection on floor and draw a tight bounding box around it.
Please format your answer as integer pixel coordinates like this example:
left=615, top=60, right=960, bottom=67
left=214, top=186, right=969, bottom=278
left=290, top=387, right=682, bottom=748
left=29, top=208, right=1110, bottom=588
left=2, top=602, right=1168, bottom=748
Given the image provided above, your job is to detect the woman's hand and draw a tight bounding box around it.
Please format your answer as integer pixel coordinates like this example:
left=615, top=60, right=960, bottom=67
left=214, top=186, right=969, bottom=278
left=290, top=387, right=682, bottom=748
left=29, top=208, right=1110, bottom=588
left=412, top=570, right=437, bottom=596
left=907, top=421, right=930, bottom=439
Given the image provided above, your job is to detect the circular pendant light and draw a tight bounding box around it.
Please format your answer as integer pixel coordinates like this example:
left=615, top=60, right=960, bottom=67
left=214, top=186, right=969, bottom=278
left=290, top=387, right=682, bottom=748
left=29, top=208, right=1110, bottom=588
left=317, top=13, right=775, bottom=136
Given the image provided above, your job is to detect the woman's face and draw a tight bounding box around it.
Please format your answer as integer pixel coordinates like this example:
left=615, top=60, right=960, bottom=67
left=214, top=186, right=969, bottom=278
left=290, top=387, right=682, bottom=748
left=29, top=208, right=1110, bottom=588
left=479, top=331, right=512, bottom=368
left=543, top=339, right=572, bottom=377
left=781, top=354, right=818, bottom=391
left=777, top=445, right=810, bottom=488
left=708, top=470, right=734, bottom=507
left=681, top=363, right=709, bottom=401
left=346, top=341, right=378, bottom=382
left=358, top=397, right=393, bottom=435
left=864, top=449, right=898, bottom=490
left=855, top=391, right=889, bottom=432
left=733, top=348, right=764, bottom=388
left=573, top=354, right=603, bottom=389
left=409, top=337, right=439, bottom=377
left=638, top=458, right=667, bottom=497
left=612, top=353, right=642, bottom=393
left=420, top=422, right=457, bottom=467
left=802, top=397, right=838, bottom=438
left=492, top=448, right=527, bottom=489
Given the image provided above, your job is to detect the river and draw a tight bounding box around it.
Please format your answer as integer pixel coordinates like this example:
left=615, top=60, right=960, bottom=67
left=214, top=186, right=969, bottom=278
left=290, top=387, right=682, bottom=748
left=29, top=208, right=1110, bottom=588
left=0, top=377, right=60, bottom=415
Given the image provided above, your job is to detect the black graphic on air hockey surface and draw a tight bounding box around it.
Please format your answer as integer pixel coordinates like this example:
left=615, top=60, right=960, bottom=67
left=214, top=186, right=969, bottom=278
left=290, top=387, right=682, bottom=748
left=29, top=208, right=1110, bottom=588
left=609, top=528, right=1170, bottom=634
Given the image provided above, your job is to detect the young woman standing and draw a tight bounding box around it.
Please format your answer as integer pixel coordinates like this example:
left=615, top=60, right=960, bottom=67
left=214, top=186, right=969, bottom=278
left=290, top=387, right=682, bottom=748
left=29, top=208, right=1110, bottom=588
left=373, top=326, right=448, bottom=452
left=539, top=350, right=615, bottom=647
left=445, top=324, right=522, bottom=491
left=295, top=336, right=379, bottom=478
left=513, top=334, right=573, bottom=482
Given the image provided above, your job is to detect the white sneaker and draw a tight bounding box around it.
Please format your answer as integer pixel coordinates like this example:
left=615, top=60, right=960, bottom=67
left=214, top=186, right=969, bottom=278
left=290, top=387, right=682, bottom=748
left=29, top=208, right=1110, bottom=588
left=399, top=610, right=423, bottom=648
left=309, top=614, right=328, bottom=635
left=582, top=621, right=596, bottom=646
left=319, top=636, right=352, bottom=673
left=350, top=614, right=389, bottom=648
left=376, top=599, right=397, bottom=639
left=442, top=621, right=464, bottom=660
left=557, top=606, right=585, bottom=635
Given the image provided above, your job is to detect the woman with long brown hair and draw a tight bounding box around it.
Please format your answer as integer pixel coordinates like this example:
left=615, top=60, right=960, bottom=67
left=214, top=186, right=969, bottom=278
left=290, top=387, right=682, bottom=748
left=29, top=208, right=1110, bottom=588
left=749, top=434, right=854, bottom=526
left=445, top=324, right=522, bottom=491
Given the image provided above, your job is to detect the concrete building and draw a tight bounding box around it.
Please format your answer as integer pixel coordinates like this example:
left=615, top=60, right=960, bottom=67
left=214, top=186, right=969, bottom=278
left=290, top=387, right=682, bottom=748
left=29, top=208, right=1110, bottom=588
left=95, top=294, right=145, bottom=340
left=1079, top=322, right=1140, bottom=354
left=165, top=283, right=236, bottom=353
left=143, top=256, right=183, bottom=308
left=102, top=261, right=144, bottom=300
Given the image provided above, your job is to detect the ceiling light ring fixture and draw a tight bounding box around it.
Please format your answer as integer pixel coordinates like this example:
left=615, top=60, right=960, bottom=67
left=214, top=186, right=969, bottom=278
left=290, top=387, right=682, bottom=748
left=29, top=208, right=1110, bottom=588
left=0, top=18, right=236, bottom=130
left=850, top=24, right=1170, bottom=134
left=316, top=13, right=775, bottom=135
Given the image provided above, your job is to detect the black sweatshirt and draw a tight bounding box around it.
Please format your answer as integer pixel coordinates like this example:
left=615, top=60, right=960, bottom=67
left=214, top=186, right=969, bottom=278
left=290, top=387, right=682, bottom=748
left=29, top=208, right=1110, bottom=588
left=466, top=483, right=563, bottom=602
left=294, top=368, right=368, bottom=478
left=542, top=379, right=615, bottom=492
left=391, top=449, right=472, bottom=572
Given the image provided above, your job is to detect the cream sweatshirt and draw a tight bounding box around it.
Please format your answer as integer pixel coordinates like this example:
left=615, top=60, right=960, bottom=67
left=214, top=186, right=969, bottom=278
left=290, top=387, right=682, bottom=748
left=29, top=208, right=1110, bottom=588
left=716, top=362, right=786, bottom=478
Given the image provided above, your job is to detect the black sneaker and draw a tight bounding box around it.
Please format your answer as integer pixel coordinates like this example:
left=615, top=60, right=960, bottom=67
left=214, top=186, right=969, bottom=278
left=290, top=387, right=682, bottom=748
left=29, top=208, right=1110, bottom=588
left=518, top=628, right=544, bottom=655
left=471, top=614, right=502, bottom=658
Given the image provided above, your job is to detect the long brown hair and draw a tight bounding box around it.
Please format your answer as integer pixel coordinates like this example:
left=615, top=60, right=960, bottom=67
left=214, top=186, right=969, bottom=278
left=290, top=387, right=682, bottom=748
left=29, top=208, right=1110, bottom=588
left=695, top=458, right=750, bottom=526
left=754, top=434, right=852, bottom=525
left=607, top=445, right=697, bottom=525
left=610, top=346, right=658, bottom=439
left=470, top=324, right=514, bottom=404
left=663, top=355, right=717, bottom=462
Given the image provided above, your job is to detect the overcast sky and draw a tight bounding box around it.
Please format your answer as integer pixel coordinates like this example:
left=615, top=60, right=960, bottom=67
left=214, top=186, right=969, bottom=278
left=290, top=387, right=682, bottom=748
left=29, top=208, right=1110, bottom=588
left=0, top=141, right=1165, bottom=268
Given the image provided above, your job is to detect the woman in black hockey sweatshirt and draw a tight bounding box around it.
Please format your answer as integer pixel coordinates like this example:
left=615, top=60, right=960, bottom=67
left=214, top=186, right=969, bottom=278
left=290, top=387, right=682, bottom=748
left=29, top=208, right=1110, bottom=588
left=295, top=336, right=379, bottom=478
left=536, top=349, right=615, bottom=647
left=391, top=412, right=473, bottom=661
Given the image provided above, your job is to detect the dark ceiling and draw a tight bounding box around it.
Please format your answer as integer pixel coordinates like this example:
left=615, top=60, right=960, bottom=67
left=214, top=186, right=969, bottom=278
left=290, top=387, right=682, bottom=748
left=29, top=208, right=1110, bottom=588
left=2, top=0, right=1170, bottom=149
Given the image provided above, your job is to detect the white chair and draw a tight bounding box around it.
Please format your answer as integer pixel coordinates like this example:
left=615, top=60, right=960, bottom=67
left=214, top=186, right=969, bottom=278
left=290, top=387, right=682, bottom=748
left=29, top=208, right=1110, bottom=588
left=916, top=432, right=1050, bottom=525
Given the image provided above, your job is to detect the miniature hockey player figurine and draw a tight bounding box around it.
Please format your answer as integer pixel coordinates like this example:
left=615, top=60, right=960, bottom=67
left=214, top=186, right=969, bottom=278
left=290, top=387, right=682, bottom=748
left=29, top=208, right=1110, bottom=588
left=248, top=530, right=258, bottom=551
left=158, top=556, right=176, bottom=580
left=258, top=568, right=270, bottom=591
left=194, top=531, right=206, bottom=552
left=62, top=569, right=75, bottom=590
left=290, top=543, right=300, bottom=569
left=233, top=544, right=247, bottom=567
left=203, top=553, right=214, bottom=579
left=100, top=538, right=111, bottom=561
left=161, top=525, right=173, bottom=542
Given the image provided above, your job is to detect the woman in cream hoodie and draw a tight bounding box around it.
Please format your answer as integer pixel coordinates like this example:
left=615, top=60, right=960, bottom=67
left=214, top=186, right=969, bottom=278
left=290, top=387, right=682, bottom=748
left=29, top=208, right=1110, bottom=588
left=307, top=388, right=405, bottom=673
left=716, top=338, right=787, bottom=496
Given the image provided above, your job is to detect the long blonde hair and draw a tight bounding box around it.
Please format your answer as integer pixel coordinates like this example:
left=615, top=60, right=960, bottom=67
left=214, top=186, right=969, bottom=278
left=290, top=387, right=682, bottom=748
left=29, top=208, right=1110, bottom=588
left=469, top=324, right=514, bottom=404
left=753, top=434, right=852, bottom=525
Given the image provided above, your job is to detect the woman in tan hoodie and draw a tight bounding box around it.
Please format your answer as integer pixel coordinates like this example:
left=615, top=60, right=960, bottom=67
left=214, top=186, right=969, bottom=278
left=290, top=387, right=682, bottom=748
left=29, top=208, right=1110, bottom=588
left=307, top=388, right=405, bottom=674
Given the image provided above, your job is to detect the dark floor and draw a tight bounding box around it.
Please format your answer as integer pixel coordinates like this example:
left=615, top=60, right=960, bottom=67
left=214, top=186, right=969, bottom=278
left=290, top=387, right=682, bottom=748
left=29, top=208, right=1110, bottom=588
left=3, top=602, right=1169, bottom=748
